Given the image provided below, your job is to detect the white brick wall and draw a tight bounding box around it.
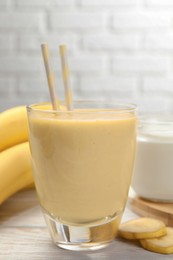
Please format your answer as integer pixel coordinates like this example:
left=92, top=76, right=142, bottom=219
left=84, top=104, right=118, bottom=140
left=82, top=34, right=140, bottom=50
left=80, top=0, right=139, bottom=7
left=145, top=0, right=173, bottom=7
left=112, top=55, right=170, bottom=73
left=112, top=11, right=172, bottom=29
left=0, top=35, right=14, bottom=51
left=0, top=56, right=42, bottom=73
left=0, top=0, right=173, bottom=115
left=0, top=12, right=44, bottom=31
left=50, top=12, right=107, bottom=30
left=144, top=33, right=173, bottom=50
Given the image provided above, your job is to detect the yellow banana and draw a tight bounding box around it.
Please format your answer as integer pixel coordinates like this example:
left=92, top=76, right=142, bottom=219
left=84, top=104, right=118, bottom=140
left=24, top=182, right=35, bottom=189
left=0, top=170, right=34, bottom=204
left=0, top=106, right=28, bottom=152
left=0, top=142, right=34, bottom=204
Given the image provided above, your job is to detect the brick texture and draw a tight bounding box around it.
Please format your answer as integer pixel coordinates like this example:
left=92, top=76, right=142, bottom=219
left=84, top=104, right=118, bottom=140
left=50, top=12, right=106, bottom=30
left=15, top=0, right=50, bottom=7
left=0, top=35, right=15, bottom=51
left=113, top=11, right=171, bottom=29
left=145, top=0, right=173, bottom=7
left=0, top=12, right=44, bottom=31
left=112, top=55, right=170, bottom=73
left=0, top=1, right=173, bottom=114
left=144, top=34, right=173, bottom=50
left=79, top=76, right=137, bottom=99
left=0, top=0, right=9, bottom=7
left=80, top=0, right=138, bottom=6
left=0, top=56, right=42, bottom=73
left=83, top=34, right=140, bottom=50
left=143, top=78, right=173, bottom=93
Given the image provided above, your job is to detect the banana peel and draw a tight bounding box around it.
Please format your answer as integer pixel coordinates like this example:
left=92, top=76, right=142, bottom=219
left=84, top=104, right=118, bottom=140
left=0, top=142, right=34, bottom=204
left=0, top=106, right=36, bottom=204
left=0, top=106, right=28, bottom=152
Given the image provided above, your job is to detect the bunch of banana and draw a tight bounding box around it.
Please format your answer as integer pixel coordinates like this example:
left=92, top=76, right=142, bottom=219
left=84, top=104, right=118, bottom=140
left=0, top=106, right=34, bottom=204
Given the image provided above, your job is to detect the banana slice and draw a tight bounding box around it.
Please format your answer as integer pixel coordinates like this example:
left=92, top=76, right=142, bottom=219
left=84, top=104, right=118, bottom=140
left=140, top=227, right=173, bottom=254
left=118, top=217, right=167, bottom=240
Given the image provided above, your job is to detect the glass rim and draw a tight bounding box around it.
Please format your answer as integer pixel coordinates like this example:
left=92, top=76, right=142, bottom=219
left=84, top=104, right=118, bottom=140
left=27, top=100, right=137, bottom=115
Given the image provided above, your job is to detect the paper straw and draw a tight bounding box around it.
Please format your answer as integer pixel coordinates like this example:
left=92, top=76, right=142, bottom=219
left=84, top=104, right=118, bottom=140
left=59, top=45, right=73, bottom=111
left=41, top=43, right=60, bottom=110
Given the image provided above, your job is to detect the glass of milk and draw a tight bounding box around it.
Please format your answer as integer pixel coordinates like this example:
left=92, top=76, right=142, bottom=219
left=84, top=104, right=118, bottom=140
left=132, top=116, right=173, bottom=202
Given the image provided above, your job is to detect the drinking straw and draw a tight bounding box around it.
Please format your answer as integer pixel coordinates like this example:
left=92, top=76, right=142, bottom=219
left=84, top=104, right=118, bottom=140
left=41, top=43, right=60, bottom=110
left=59, top=45, right=73, bottom=111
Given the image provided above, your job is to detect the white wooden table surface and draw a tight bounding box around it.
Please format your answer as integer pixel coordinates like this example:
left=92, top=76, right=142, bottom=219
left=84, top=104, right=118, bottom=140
left=0, top=189, right=172, bottom=260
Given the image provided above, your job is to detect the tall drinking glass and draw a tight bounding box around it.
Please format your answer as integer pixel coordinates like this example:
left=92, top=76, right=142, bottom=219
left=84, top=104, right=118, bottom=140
left=27, top=101, right=137, bottom=251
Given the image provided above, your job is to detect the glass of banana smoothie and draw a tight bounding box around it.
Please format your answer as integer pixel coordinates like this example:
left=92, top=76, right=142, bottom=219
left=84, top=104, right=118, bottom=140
left=27, top=101, right=137, bottom=251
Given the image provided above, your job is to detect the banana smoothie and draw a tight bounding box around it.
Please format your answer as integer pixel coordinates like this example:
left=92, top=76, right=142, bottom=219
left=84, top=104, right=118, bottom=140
left=28, top=103, right=136, bottom=225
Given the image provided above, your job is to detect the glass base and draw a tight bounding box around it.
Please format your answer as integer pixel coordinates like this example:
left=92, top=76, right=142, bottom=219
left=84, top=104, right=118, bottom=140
left=43, top=210, right=122, bottom=251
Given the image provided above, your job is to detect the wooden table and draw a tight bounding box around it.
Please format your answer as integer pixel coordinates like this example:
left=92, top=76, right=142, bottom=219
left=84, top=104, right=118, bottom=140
left=0, top=189, right=172, bottom=260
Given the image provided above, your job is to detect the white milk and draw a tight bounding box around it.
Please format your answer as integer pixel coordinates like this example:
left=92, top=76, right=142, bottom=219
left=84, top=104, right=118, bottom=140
left=132, top=117, right=173, bottom=202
